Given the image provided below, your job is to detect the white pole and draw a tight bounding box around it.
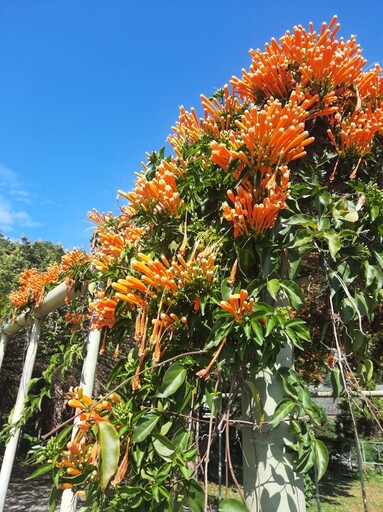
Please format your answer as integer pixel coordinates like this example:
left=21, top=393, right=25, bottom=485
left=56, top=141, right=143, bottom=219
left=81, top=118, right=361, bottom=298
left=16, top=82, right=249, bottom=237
left=0, top=332, right=8, bottom=372
left=0, top=282, right=87, bottom=510
left=59, top=327, right=102, bottom=512
left=0, top=318, right=43, bottom=512
left=242, top=344, right=306, bottom=512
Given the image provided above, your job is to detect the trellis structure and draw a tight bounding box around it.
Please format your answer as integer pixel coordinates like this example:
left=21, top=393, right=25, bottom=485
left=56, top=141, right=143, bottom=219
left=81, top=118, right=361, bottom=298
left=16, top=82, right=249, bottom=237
left=0, top=282, right=101, bottom=512
left=0, top=281, right=306, bottom=512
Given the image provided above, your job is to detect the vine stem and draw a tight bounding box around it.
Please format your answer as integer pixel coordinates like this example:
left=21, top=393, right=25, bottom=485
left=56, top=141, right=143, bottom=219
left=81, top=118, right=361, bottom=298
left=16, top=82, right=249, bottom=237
left=42, top=348, right=207, bottom=440
left=328, top=287, right=369, bottom=512
left=204, top=377, right=220, bottom=511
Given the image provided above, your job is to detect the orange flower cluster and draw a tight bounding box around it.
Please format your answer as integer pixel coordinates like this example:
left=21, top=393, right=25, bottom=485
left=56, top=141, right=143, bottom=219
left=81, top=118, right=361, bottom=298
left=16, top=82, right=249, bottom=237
left=56, top=388, right=123, bottom=489
left=91, top=230, right=126, bottom=272
left=119, top=158, right=184, bottom=218
left=223, top=168, right=289, bottom=236
left=220, top=289, right=255, bottom=323
left=110, top=245, right=217, bottom=362
left=168, top=84, right=241, bottom=147
left=64, top=312, right=87, bottom=331
left=9, top=263, right=61, bottom=309
left=61, top=248, right=89, bottom=274
left=88, top=208, right=144, bottom=276
left=210, top=99, right=312, bottom=171
left=327, top=105, right=383, bottom=160
left=231, top=16, right=365, bottom=103
left=88, top=290, right=118, bottom=330
left=113, top=246, right=218, bottom=308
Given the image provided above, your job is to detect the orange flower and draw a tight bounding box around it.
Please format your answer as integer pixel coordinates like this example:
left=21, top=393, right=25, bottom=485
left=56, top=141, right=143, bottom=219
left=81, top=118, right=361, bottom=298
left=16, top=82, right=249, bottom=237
left=220, top=289, right=255, bottom=323
left=9, top=263, right=61, bottom=309
left=88, top=291, right=117, bottom=330
left=327, top=105, right=383, bottom=162
left=168, top=84, right=242, bottom=148
left=61, top=248, right=89, bottom=273
left=121, top=157, right=184, bottom=218
left=231, top=16, right=365, bottom=107
left=223, top=168, right=289, bottom=237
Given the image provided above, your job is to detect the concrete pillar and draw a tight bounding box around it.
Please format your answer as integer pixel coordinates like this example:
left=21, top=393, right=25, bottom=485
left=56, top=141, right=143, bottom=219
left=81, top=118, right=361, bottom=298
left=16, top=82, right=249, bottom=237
left=0, top=318, right=43, bottom=512
left=59, top=327, right=102, bottom=512
left=241, top=345, right=306, bottom=512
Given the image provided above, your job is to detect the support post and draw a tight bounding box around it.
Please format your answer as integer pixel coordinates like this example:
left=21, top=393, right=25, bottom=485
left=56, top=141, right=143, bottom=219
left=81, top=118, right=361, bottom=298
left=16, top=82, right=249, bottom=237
left=241, top=344, right=306, bottom=512
left=0, top=318, right=43, bottom=512
left=0, top=332, right=8, bottom=372
left=59, top=327, right=102, bottom=512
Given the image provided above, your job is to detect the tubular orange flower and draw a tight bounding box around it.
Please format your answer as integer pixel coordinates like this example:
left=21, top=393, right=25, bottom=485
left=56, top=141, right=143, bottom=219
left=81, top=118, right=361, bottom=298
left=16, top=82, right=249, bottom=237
left=168, top=84, right=241, bottom=148
left=9, top=263, right=61, bottom=309
left=231, top=16, right=365, bottom=108
left=122, top=158, right=185, bottom=218
left=196, top=338, right=226, bottom=380
left=327, top=104, right=383, bottom=173
left=61, top=248, right=89, bottom=273
left=220, top=290, right=255, bottom=323
left=223, top=168, right=289, bottom=237
left=88, top=291, right=118, bottom=330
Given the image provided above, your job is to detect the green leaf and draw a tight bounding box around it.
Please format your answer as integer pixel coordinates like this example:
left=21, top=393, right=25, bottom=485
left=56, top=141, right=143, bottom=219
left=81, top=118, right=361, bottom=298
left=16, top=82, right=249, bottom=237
left=322, top=232, right=340, bottom=260
left=344, top=210, right=358, bottom=223
left=267, top=279, right=280, bottom=300
left=330, top=369, right=344, bottom=399
left=270, top=398, right=295, bottom=427
left=245, top=380, right=264, bottom=424
left=184, top=479, right=205, bottom=511
left=317, top=191, right=331, bottom=218
left=265, top=315, right=278, bottom=337
left=355, top=292, right=370, bottom=320
left=280, top=281, right=304, bottom=309
left=314, top=439, right=329, bottom=481
left=155, top=363, right=187, bottom=398
left=96, top=421, right=120, bottom=491
left=132, top=412, right=160, bottom=443
left=25, top=463, right=53, bottom=480
left=288, top=229, right=314, bottom=249
left=298, top=388, right=314, bottom=411
left=219, top=498, right=249, bottom=511
left=374, top=249, right=383, bottom=269
left=221, top=277, right=234, bottom=301
left=235, top=244, right=256, bottom=276
left=362, top=359, right=374, bottom=383
left=284, top=214, right=317, bottom=228
left=295, top=448, right=315, bottom=473
left=153, top=435, right=176, bottom=462
left=251, top=317, right=264, bottom=345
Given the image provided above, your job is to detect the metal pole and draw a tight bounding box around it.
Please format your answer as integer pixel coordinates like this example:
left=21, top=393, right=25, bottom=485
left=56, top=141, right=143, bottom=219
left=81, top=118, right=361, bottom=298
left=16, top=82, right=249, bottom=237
left=0, top=318, right=43, bottom=512
left=241, top=344, right=306, bottom=512
left=59, top=327, right=102, bottom=512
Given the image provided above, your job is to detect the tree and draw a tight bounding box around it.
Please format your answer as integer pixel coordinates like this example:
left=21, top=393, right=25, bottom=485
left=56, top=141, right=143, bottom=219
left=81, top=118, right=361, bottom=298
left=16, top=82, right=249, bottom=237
left=0, top=233, right=64, bottom=318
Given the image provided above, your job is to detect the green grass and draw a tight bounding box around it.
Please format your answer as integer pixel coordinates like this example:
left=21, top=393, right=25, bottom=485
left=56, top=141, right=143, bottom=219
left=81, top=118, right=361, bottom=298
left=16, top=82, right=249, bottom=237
left=207, top=467, right=383, bottom=511
left=307, top=468, right=383, bottom=512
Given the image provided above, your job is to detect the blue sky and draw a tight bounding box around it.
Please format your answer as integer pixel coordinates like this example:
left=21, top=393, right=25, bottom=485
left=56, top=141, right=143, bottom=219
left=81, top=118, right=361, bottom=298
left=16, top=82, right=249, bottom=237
left=1, top=0, right=383, bottom=250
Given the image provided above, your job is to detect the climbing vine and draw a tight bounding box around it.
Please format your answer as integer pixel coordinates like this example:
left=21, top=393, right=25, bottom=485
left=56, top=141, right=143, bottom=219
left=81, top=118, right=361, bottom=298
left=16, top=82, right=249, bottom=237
left=2, top=15, right=383, bottom=511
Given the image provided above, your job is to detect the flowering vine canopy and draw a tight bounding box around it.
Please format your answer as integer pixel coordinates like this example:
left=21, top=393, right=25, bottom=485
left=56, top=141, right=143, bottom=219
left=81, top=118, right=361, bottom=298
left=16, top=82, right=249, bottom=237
left=5, top=16, right=383, bottom=511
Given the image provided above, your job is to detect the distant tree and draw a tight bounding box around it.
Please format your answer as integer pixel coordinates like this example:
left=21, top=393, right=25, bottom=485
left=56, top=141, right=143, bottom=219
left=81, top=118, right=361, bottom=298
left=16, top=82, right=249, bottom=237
left=0, top=232, right=64, bottom=318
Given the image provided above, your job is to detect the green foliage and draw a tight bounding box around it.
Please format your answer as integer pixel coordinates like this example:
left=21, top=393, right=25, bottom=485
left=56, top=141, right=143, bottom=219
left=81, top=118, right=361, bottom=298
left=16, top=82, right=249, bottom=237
left=5, top=18, right=383, bottom=511
left=0, top=232, right=64, bottom=318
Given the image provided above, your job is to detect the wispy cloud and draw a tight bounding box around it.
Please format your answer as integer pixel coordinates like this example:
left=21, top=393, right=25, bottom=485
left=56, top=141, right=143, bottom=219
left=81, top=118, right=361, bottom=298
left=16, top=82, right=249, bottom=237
left=0, top=164, right=41, bottom=232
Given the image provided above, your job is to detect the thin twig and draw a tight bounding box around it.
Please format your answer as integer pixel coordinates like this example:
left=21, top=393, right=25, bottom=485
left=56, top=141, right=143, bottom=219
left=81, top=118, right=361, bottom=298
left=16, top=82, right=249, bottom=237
left=328, top=281, right=369, bottom=512
left=204, top=377, right=220, bottom=511
left=42, top=349, right=207, bottom=439
left=226, top=408, right=247, bottom=506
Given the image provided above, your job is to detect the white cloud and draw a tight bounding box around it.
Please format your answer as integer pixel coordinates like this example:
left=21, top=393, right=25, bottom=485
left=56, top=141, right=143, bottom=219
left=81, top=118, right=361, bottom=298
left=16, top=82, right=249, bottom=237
left=0, top=164, right=41, bottom=232
left=0, top=195, right=41, bottom=231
